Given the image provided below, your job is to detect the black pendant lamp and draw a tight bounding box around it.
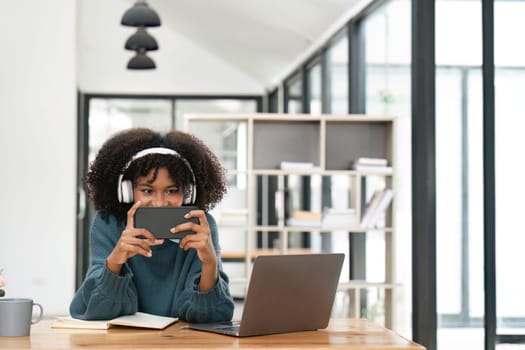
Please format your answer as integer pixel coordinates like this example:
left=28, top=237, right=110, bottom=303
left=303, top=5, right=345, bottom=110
left=121, top=1, right=161, bottom=27
left=125, top=27, right=158, bottom=51
left=127, top=49, right=156, bottom=69
left=121, top=1, right=161, bottom=70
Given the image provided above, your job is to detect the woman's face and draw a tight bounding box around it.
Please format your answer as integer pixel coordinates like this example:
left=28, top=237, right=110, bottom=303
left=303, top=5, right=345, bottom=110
left=133, top=167, right=184, bottom=206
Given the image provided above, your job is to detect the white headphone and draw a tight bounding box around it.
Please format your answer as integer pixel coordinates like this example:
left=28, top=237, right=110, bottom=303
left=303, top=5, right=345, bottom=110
left=117, top=147, right=197, bottom=204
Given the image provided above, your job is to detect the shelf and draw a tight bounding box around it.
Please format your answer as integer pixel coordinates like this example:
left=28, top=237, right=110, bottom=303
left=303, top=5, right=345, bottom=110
left=226, top=277, right=397, bottom=291
left=251, top=169, right=393, bottom=175
left=184, top=112, right=393, bottom=123
left=222, top=248, right=314, bottom=262
left=338, top=281, right=397, bottom=290
left=253, top=225, right=393, bottom=233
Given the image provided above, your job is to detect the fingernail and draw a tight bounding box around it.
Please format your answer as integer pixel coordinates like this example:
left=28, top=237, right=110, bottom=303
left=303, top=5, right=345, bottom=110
left=147, top=250, right=152, bottom=257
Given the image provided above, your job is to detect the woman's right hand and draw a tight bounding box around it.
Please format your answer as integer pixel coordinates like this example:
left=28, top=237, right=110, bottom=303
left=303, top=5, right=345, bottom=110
left=106, top=201, right=164, bottom=274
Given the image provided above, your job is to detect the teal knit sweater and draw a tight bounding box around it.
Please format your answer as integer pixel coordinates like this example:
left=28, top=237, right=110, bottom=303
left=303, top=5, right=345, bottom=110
left=69, top=211, right=234, bottom=322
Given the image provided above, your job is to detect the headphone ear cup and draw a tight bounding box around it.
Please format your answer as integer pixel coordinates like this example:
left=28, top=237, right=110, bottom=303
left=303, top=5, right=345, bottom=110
left=191, top=184, right=196, bottom=204
left=120, top=180, right=134, bottom=203
left=183, top=184, right=196, bottom=205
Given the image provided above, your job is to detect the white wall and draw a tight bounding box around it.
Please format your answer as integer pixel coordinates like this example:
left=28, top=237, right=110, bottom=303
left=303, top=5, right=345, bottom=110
left=0, top=1, right=77, bottom=315
left=0, top=0, right=266, bottom=317
left=77, top=0, right=265, bottom=95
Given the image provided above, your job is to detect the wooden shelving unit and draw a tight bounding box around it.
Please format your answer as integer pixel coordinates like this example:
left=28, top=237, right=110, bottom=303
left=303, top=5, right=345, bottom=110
left=183, top=113, right=396, bottom=327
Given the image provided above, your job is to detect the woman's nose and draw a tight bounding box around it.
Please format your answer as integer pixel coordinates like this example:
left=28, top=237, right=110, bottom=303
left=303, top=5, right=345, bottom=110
left=152, top=193, right=168, bottom=206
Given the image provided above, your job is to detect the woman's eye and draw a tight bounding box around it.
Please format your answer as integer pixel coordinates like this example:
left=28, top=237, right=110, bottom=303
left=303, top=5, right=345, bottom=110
left=141, top=189, right=153, bottom=194
left=166, top=188, right=179, bottom=195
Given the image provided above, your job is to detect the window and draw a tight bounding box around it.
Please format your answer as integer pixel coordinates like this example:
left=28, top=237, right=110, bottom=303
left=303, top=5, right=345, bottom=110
left=285, top=74, right=303, bottom=113
left=306, top=61, right=322, bottom=114
left=364, top=0, right=412, bottom=333
left=326, top=32, right=349, bottom=114
left=435, top=1, right=484, bottom=349
left=88, top=98, right=172, bottom=162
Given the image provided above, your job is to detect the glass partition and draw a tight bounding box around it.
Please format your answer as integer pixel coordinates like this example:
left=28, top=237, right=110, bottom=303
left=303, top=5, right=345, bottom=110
left=363, top=0, right=411, bottom=335
left=306, top=62, right=322, bottom=114
left=285, top=74, right=303, bottom=113
left=495, top=0, right=525, bottom=344
left=435, top=1, right=484, bottom=349
left=327, top=32, right=349, bottom=114
left=88, top=98, right=173, bottom=162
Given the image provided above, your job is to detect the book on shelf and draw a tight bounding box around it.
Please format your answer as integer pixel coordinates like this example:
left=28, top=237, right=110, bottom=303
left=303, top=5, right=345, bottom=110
left=322, top=207, right=356, bottom=227
left=351, top=157, right=392, bottom=174
left=368, top=188, right=393, bottom=227
left=353, top=164, right=393, bottom=174
left=279, top=161, right=320, bottom=170
left=291, top=210, right=322, bottom=221
left=51, top=312, right=178, bottom=330
left=360, top=188, right=394, bottom=229
left=286, top=210, right=322, bottom=227
left=354, top=157, right=388, bottom=166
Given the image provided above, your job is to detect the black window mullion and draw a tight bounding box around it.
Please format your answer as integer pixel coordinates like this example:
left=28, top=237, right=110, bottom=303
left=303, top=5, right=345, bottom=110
left=347, top=18, right=367, bottom=311
left=302, top=66, right=309, bottom=113
left=411, top=1, right=437, bottom=350
left=171, top=99, right=176, bottom=129
left=482, top=0, right=496, bottom=349
left=320, top=50, right=329, bottom=114
left=348, top=19, right=366, bottom=114
left=283, top=81, right=290, bottom=113
left=75, top=92, right=90, bottom=290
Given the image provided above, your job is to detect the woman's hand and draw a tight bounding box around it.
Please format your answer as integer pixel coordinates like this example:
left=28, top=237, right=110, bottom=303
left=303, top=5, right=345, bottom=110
left=173, top=210, right=218, bottom=291
left=106, top=201, right=164, bottom=275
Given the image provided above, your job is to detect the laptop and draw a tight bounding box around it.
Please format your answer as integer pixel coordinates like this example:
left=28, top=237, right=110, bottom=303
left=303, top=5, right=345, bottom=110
left=187, top=253, right=344, bottom=337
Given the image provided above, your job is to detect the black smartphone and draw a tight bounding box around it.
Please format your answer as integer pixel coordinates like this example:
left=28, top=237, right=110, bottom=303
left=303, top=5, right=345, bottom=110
left=133, top=206, right=200, bottom=239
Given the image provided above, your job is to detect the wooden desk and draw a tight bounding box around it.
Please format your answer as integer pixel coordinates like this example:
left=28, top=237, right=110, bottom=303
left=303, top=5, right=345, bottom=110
left=0, top=318, right=425, bottom=350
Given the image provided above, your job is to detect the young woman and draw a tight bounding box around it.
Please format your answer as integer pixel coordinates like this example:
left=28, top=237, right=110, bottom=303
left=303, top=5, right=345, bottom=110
left=70, top=128, right=234, bottom=322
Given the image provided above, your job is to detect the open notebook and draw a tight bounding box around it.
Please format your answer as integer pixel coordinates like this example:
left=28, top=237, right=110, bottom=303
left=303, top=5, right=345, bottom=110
left=187, top=253, right=344, bottom=337
left=52, top=312, right=178, bottom=330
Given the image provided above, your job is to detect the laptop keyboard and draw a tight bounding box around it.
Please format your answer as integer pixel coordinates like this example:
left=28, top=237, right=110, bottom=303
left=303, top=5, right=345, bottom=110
left=212, top=321, right=241, bottom=330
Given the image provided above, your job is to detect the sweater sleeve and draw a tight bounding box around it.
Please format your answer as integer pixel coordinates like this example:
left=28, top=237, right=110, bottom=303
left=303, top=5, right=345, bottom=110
left=69, top=213, right=138, bottom=320
left=176, top=213, right=235, bottom=323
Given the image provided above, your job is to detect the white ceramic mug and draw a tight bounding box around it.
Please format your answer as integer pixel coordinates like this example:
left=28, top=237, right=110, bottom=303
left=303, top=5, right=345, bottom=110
left=0, top=298, right=43, bottom=336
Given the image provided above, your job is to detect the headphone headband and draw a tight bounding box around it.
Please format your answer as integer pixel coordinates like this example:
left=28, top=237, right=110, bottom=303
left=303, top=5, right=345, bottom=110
left=117, top=147, right=197, bottom=204
left=123, top=147, right=179, bottom=171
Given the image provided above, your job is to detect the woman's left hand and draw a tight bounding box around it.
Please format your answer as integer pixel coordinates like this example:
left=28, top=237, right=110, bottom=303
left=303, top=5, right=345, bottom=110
left=171, top=209, right=218, bottom=291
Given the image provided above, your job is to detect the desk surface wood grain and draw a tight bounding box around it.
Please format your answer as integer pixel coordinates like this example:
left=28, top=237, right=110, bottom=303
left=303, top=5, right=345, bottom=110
left=0, top=318, right=425, bottom=350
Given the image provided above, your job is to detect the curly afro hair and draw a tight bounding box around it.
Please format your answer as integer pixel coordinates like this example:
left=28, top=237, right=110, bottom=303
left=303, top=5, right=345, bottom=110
left=84, top=128, right=227, bottom=223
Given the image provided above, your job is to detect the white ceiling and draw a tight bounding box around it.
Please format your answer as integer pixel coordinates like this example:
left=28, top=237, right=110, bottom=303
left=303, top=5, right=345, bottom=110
left=139, top=0, right=366, bottom=87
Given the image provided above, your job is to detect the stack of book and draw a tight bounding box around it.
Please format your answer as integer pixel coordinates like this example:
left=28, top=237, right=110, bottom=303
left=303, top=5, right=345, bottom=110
left=322, top=208, right=356, bottom=228
left=286, top=210, right=322, bottom=227
left=279, top=161, right=320, bottom=171
left=360, top=188, right=394, bottom=229
left=351, top=157, right=392, bottom=174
